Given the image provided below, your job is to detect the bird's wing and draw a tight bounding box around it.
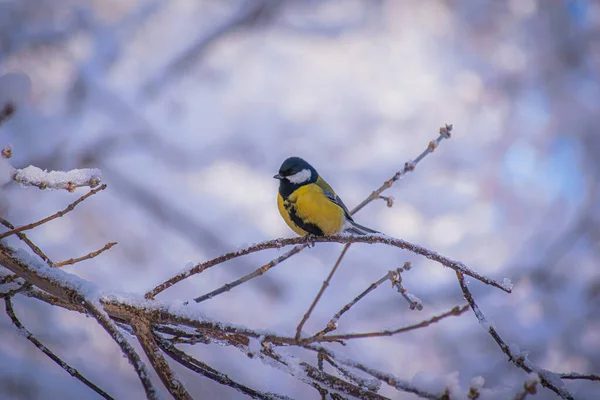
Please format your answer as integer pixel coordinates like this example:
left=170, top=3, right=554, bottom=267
left=315, top=176, right=354, bottom=221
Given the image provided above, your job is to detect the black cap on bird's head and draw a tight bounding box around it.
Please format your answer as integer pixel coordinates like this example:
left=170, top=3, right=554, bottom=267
left=274, top=157, right=318, bottom=185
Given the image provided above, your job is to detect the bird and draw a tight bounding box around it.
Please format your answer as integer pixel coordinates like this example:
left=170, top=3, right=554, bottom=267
left=274, top=157, right=378, bottom=237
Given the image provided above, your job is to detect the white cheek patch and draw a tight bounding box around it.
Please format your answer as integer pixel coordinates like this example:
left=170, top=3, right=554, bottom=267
left=287, top=169, right=312, bottom=184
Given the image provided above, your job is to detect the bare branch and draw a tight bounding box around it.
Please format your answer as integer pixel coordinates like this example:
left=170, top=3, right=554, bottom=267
left=130, top=317, right=193, bottom=400
left=350, top=124, right=452, bottom=215
left=456, top=272, right=574, bottom=400
left=0, top=217, right=53, bottom=265
left=4, top=297, right=115, bottom=400
left=0, top=184, right=107, bottom=239
left=53, top=242, right=117, bottom=268
left=150, top=234, right=511, bottom=300
left=295, top=243, right=351, bottom=340
left=560, top=373, right=600, bottom=381
left=314, top=270, right=394, bottom=337
left=390, top=267, right=423, bottom=311
left=302, top=305, right=468, bottom=344
left=190, top=244, right=306, bottom=303
left=155, top=335, right=286, bottom=400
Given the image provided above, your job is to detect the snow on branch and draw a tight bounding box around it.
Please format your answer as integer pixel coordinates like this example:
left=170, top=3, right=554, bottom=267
left=12, top=165, right=102, bottom=191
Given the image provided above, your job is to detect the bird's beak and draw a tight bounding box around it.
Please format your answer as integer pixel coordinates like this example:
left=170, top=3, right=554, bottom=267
left=273, top=174, right=283, bottom=180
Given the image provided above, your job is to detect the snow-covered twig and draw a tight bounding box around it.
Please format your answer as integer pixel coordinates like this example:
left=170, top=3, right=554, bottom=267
left=4, top=297, right=115, bottom=400
left=83, top=300, right=159, bottom=400
left=560, top=372, right=600, bottom=381
left=187, top=125, right=454, bottom=304
left=390, top=266, right=423, bottom=310
left=0, top=184, right=107, bottom=240
left=456, top=271, right=574, bottom=400
left=53, top=242, right=117, bottom=268
left=130, top=317, right=193, bottom=400
left=320, top=353, right=382, bottom=392
left=306, top=345, right=442, bottom=400
left=12, top=165, right=102, bottom=191
left=295, top=243, right=351, bottom=340
left=148, top=233, right=512, bottom=299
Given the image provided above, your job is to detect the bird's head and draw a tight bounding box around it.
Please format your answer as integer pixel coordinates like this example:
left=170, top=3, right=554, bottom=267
left=274, top=157, right=318, bottom=185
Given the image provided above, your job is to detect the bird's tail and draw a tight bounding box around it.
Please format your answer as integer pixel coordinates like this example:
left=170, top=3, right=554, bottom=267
left=344, top=220, right=378, bottom=235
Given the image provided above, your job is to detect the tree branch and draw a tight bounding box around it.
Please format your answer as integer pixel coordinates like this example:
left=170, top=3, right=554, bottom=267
left=148, top=234, right=511, bottom=300
left=0, top=184, right=107, bottom=239
left=295, top=243, right=351, bottom=340
left=83, top=300, right=160, bottom=399
left=52, top=242, right=117, bottom=268
left=130, top=317, right=192, bottom=400
left=456, top=271, right=573, bottom=400
left=155, top=335, right=286, bottom=400
left=0, top=217, right=54, bottom=265
left=4, top=296, right=115, bottom=400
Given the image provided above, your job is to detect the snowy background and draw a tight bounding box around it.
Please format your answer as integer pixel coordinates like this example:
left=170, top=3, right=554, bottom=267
left=1, top=0, right=599, bottom=398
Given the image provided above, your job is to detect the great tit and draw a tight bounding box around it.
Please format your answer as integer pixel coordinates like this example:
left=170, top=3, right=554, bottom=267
left=274, top=157, right=377, bottom=236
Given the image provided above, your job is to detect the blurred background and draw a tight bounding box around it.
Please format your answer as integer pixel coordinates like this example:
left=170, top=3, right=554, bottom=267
left=1, top=0, right=599, bottom=398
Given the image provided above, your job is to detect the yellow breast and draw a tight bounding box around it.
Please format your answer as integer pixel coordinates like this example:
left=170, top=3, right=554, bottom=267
left=277, top=184, right=345, bottom=236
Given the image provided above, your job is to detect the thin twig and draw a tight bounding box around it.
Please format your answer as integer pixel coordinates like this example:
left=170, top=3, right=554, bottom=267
left=190, top=244, right=307, bottom=303
left=456, top=272, right=574, bottom=400
left=130, top=317, right=192, bottom=400
left=303, top=345, right=442, bottom=400
left=351, top=125, right=452, bottom=215
left=302, top=305, right=468, bottom=344
left=0, top=184, right=107, bottom=239
left=295, top=243, right=351, bottom=340
left=150, top=234, right=511, bottom=300
left=390, top=267, right=422, bottom=311
left=4, top=297, right=115, bottom=400
left=52, top=242, right=117, bottom=268
left=158, top=125, right=454, bottom=301
left=314, top=270, right=394, bottom=337
left=321, top=353, right=381, bottom=392
left=260, top=347, right=389, bottom=400
left=560, top=373, right=600, bottom=381
left=0, top=217, right=53, bottom=265
left=155, top=334, right=284, bottom=400
left=82, top=300, right=159, bottom=400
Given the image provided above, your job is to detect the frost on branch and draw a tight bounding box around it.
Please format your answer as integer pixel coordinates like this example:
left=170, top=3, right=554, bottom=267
left=12, top=165, right=102, bottom=191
